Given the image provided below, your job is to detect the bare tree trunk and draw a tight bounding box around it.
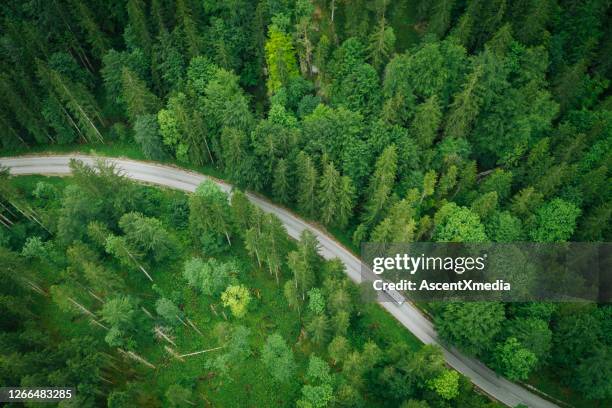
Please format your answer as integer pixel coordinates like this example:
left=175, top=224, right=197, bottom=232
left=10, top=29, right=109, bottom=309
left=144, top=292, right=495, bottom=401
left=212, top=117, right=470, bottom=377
left=124, top=247, right=154, bottom=282
left=476, top=168, right=498, bottom=179
left=118, top=349, right=156, bottom=369
left=88, top=290, right=104, bottom=303
left=254, top=249, right=261, bottom=267
left=176, top=314, right=189, bottom=327
left=154, top=326, right=176, bottom=346
left=141, top=306, right=154, bottom=319
left=179, top=346, right=225, bottom=358
left=0, top=213, right=13, bottom=227
left=98, top=375, right=114, bottom=385
left=24, top=279, right=47, bottom=296
left=203, top=137, right=214, bottom=165
left=210, top=304, right=218, bottom=317
left=164, top=345, right=184, bottom=361
left=58, top=80, right=104, bottom=143
left=90, top=319, right=109, bottom=330
left=68, top=296, right=96, bottom=317
left=185, top=317, right=203, bottom=336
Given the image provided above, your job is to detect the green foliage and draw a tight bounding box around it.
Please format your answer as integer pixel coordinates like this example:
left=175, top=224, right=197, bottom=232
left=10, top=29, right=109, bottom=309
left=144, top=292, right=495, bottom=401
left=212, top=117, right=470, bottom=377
left=165, top=384, right=194, bottom=407
left=189, top=181, right=233, bottom=249
left=20, top=236, right=48, bottom=259
left=221, top=284, right=251, bottom=318
left=328, top=336, right=350, bottom=365
left=368, top=19, right=396, bottom=71
left=261, top=333, right=296, bottom=383
left=433, top=203, right=488, bottom=242
left=155, top=297, right=182, bottom=326
left=411, top=96, right=442, bottom=148
left=493, top=337, right=538, bottom=381
left=362, top=145, right=398, bottom=227
left=182, top=257, right=234, bottom=296
left=486, top=211, right=524, bottom=242
left=119, top=212, right=175, bottom=262
left=436, top=302, right=505, bottom=355
left=307, top=314, right=331, bottom=346
left=272, top=158, right=291, bottom=205
left=427, top=369, right=460, bottom=400
left=33, top=181, right=58, bottom=201
left=133, top=114, right=167, bottom=161
left=265, top=24, right=299, bottom=94
left=504, top=317, right=552, bottom=362
left=295, top=151, right=318, bottom=218
left=318, top=161, right=355, bottom=228
left=307, top=288, right=326, bottom=315
left=207, top=324, right=252, bottom=377
left=530, top=198, right=581, bottom=242
left=297, top=354, right=335, bottom=407
left=121, top=68, right=160, bottom=123
left=100, top=295, right=141, bottom=348
left=575, top=346, right=612, bottom=400
left=1, top=0, right=611, bottom=404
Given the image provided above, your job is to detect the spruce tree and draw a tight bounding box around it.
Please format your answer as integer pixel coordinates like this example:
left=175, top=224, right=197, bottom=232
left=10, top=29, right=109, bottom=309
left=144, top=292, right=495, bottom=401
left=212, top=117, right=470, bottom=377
left=362, top=145, right=398, bottom=227
left=296, top=151, right=318, bottom=218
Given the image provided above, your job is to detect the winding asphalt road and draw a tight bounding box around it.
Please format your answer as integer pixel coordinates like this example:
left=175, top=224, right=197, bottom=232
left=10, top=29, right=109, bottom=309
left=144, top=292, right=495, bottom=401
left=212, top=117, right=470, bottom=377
left=0, top=154, right=559, bottom=408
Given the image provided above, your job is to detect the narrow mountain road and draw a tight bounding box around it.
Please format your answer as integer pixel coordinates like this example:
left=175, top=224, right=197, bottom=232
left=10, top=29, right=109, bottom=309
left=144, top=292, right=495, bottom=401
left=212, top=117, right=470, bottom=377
left=0, top=154, right=559, bottom=408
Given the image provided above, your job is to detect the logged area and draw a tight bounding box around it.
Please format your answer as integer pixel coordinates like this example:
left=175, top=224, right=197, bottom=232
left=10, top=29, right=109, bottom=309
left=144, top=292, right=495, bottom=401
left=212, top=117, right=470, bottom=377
left=0, top=0, right=611, bottom=407
left=1, top=169, right=488, bottom=407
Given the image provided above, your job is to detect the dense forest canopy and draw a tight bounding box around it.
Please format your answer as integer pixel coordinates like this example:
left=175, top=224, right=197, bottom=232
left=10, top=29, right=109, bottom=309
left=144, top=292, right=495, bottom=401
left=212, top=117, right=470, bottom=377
left=0, top=0, right=609, bottom=243
left=0, top=0, right=611, bottom=406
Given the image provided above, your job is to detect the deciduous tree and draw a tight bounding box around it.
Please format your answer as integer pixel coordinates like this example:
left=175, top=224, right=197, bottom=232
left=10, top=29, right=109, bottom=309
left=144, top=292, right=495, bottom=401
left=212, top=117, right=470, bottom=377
left=261, top=333, right=296, bottom=383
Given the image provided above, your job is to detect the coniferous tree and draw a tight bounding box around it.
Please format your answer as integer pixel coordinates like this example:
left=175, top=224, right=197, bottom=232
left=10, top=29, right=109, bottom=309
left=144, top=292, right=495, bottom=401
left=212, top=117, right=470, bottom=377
left=411, top=95, right=442, bottom=148
left=122, top=68, right=161, bottom=124
left=189, top=181, right=233, bottom=247
left=362, top=145, right=398, bottom=227
left=444, top=63, right=483, bottom=139
left=133, top=114, right=167, bottom=160
left=318, top=161, right=354, bottom=228
left=368, top=14, right=395, bottom=71
left=296, top=151, right=318, bottom=218
left=272, top=158, right=291, bottom=205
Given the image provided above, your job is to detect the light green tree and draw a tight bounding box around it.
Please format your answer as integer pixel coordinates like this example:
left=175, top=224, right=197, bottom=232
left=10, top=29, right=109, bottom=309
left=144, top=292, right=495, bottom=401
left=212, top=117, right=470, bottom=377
left=264, top=24, right=299, bottom=94
left=493, top=337, right=538, bottom=381
left=261, top=333, right=296, bottom=383
left=529, top=198, right=581, bottom=242
left=427, top=369, right=459, bottom=400
left=221, top=284, right=251, bottom=318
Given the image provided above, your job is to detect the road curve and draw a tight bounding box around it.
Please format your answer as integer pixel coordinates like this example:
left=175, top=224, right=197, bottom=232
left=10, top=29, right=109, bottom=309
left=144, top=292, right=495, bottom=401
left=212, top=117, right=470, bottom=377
left=0, top=154, right=558, bottom=408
